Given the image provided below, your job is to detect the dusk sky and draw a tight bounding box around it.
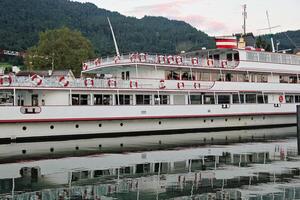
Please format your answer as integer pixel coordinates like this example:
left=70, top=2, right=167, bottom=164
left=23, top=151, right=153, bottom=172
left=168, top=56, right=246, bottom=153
left=74, top=0, right=300, bottom=36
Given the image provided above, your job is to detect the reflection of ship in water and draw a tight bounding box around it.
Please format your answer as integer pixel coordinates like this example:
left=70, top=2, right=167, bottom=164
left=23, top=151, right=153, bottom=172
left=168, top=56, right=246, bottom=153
left=0, top=140, right=300, bottom=199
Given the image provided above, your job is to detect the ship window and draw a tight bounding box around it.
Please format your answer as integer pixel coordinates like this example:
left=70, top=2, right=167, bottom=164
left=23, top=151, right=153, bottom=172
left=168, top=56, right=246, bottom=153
left=126, top=71, right=130, bottom=80
left=295, top=95, right=300, bottom=103
left=121, top=72, right=125, bottom=80
left=189, top=95, right=202, bottom=104
left=289, top=76, right=297, bottom=83
left=72, top=94, right=89, bottom=105
left=279, top=75, right=289, bottom=83
left=173, top=95, right=185, bottom=105
left=204, top=95, right=215, bottom=104
left=80, top=95, right=88, bottom=105
left=154, top=95, right=170, bottom=105
left=227, top=54, right=233, bottom=61
left=245, top=94, right=257, bottom=103
left=257, top=95, right=268, bottom=104
left=115, top=95, right=133, bottom=105
left=232, top=94, right=244, bottom=104
left=199, top=72, right=210, bottom=81
left=166, top=71, right=180, bottom=80
left=181, top=72, right=194, bottom=80
left=136, top=95, right=152, bottom=105
left=234, top=53, right=239, bottom=61
left=285, top=95, right=294, bottom=103
left=0, top=90, right=14, bottom=106
left=217, top=95, right=230, bottom=104
left=256, top=74, right=268, bottom=83
left=94, top=94, right=112, bottom=105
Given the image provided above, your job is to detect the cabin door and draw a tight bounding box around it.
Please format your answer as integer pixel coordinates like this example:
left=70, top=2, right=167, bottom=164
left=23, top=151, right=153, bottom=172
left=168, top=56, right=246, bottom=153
left=31, top=94, right=39, bottom=106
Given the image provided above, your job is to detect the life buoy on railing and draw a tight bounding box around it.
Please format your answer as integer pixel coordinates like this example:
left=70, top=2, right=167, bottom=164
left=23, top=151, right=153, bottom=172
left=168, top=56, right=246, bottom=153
left=193, top=82, right=201, bottom=89
left=84, top=78, right=94, bottom=87
left=221, top=60, right=228, bottom=68
left=157, top=55, right=166, bottom=64
left=58, top=76, right=69, bottom=87
left=159, top=79, right=166, bottom=89
left=177, top=82, right=185, bottom=89
left=176, top=56, right=183, bottom=65
left=0, top=75, right=12, bottom=86
left=107, top=79, right=117, bottom=88
left=94, top=58, right=101, bottom=66
left=82, top=63, right=88, bottom=71
left=139, top=53, right=147, bottom=62
left=207, top=59, right=214, bottom=66
left=192, top=57, right=198, bottom=65
left=167, top=55, right=174, bottom=64
left=31, top=74, right=43, bottom=86
left=279, top=95, right=284, bottom=103
left=129, top=80, right=138, bottom=88
left=114, top=55, right=121, bottom=63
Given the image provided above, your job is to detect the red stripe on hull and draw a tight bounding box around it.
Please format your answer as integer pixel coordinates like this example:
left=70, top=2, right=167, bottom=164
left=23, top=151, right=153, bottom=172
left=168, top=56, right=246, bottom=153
left=216, top=45, right=237, bottom=49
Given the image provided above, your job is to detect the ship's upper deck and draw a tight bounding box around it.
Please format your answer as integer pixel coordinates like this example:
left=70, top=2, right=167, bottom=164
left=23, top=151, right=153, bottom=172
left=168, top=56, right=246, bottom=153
left=82, top=48, right=300, bottom=74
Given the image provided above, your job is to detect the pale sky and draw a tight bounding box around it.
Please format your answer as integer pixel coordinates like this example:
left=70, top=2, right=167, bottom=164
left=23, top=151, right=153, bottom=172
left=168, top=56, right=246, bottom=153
left=74, top=0, right=300, bottom=36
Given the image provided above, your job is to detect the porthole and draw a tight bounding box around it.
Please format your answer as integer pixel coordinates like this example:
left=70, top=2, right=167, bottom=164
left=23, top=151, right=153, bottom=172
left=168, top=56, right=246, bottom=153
left=98, top=124, right=102, bottom=127
left=75, top=146, right=79, bottom=150
left=225, top=118, right=228, bottom=122
left=75, top=124, right=79, bottom=128
left=50, top=147, right=54, bottom=152
left=22, top=126, right=27, bottom=131
left=203, top=119, right=206, bottom=123
left=158, top=121, right=162, bottom=125
left=120, top=143, right=124, bottom=147
left=120, top=123, right=123, bottom=126
left=211, top=119, right=214, bottom=122
left=22, top=149, right=26, bottom=154
left=251, top=117, right=254, bottom=120
left=263, top=116, right=266, bottom=120
left=50, top=125, right=54, bottom=129
left=238, top=118, right=241, bottom=121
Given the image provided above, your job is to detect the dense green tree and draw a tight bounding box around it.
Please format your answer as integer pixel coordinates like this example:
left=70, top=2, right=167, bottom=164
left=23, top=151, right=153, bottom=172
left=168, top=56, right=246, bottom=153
left=25, top=27, right=94, bottom=75
left=256, top=36, right=272, bottom=51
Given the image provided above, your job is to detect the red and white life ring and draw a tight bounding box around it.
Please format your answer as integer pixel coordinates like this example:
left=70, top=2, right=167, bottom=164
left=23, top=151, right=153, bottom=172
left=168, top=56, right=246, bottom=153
left=193, top=82, right=201, bottom=89
left=130, top=80, right=138, bottom=88
left=167, top=55, right=174, bottom=64
left=31, top=74, right=43, bottom=86
left=279, top=95, right=284, bottom=103
left=0, top=75, right=12, bottom=86
left=177, top=82, right=185, bottom=89
left=58, top=76, right=69, bottom=87
left=159, top=79, right=166, bottom=89
left=108, top=79, right=117, bottom=88
left=84, top=78, right=94, bottom=87
left=176, top=56, right=183, bottom=65
left=82, top=63, right=88, bottom=71
left=158, top=55, right=166, bottom=64
left=94, top=58, right=101, bottom=66
left=207, top=59, right=214, bottom=66
left=114, top=55, right=121, bottom=64
left=139, top=53, right=147, bottom=62
left=221, top=60, right=228, bottom=68
left=192, top=57, right=198, bottom=65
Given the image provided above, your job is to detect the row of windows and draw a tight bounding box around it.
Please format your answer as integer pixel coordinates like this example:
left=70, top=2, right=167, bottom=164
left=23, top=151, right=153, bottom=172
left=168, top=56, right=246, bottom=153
left=246, top=52, right=300, bottom=65
left=71, top=93, right=269, bottom=106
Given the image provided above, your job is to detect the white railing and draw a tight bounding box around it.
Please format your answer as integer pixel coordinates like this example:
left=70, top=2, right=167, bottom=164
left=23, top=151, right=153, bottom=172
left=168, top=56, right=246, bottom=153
left=2, top=76, right=215, bottom=90
left=82, top=53, right=239, bottom=71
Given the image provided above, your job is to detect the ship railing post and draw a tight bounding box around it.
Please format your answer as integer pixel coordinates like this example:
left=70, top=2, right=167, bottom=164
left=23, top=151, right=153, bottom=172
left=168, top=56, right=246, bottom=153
left=297, top=105, right=300, bottom=155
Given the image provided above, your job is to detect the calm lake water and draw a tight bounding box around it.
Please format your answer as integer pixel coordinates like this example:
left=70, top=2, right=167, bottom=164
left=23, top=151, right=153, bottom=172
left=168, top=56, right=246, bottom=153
left=0, top=138, right=299, bottom=200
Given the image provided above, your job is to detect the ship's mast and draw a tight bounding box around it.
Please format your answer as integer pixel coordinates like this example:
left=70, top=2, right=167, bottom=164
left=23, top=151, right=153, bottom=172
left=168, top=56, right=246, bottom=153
left=242, top=4, right=247, bottom=36
left=107, top=17, right=120, bottom=57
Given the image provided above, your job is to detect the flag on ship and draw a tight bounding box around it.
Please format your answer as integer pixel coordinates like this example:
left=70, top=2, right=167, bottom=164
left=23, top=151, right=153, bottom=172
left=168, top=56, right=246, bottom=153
left=215, top=36, right=237, bottom=49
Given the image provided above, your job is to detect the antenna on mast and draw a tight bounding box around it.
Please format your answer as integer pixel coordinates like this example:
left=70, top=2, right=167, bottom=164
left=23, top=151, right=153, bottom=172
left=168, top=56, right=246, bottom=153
left=242, top=4, right=247, bottom=36
left=257, top=11, right=280, bottom=52
left=107, top=17, right=120, bottom=57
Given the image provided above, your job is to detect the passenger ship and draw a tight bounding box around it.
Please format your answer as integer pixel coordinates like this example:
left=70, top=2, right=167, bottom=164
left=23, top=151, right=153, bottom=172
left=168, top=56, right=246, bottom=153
left=0, top=37, right=300, bottom=155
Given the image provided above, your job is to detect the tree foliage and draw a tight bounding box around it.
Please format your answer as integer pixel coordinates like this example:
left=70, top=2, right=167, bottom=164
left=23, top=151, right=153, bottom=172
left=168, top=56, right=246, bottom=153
left=25, top=27, right=94, bottom=75
left=0, top=0, right=214, bottom=56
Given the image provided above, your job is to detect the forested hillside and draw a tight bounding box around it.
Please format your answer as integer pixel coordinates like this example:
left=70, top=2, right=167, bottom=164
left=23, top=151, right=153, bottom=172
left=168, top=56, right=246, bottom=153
left=0, top=0, right=214, bottom=56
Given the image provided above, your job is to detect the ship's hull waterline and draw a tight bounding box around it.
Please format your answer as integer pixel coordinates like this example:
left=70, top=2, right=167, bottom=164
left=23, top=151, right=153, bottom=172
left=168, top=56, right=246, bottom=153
left=0, top=112, right=296, bottom=159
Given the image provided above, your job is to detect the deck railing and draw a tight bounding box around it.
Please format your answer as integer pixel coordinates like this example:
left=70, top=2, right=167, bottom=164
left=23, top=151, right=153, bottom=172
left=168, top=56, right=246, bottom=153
left=82, top=53, right=239, bottom=71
